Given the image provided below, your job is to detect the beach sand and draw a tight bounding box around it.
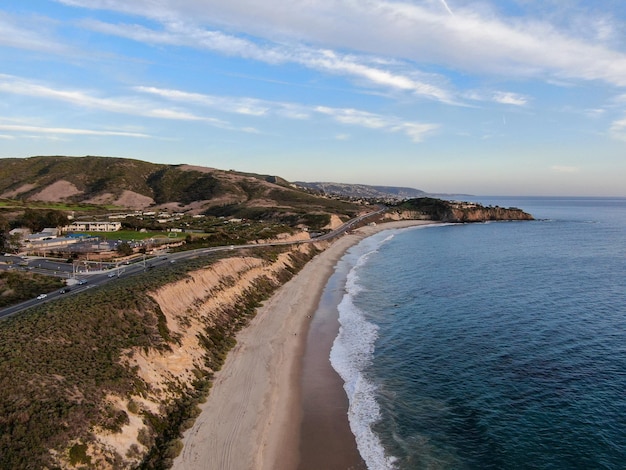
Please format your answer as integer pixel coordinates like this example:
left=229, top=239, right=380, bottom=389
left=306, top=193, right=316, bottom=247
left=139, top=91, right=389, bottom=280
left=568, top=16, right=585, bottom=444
left=172, top=220, right=433, bottom=470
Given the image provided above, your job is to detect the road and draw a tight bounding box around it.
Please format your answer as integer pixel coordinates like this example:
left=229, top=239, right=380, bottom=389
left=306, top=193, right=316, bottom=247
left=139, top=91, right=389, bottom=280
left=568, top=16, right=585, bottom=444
left=0, top=207, right=386, bottom=319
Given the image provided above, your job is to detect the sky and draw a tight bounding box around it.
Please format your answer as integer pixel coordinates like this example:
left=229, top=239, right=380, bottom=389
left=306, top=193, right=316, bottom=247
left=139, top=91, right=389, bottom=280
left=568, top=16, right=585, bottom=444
left=1, top=1, right=626, bottom=196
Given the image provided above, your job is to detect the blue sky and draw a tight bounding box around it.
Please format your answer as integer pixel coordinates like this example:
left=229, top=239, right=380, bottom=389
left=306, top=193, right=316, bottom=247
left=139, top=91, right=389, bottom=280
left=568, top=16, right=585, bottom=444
left=1, top=0, right=625, bottom=196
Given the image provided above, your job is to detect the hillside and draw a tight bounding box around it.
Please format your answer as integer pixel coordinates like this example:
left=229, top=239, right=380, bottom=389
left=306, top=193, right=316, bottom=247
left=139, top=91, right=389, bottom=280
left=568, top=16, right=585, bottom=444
left=295, top=181, right=427, bottom=200
left=0, top=156, right=361, bottom=224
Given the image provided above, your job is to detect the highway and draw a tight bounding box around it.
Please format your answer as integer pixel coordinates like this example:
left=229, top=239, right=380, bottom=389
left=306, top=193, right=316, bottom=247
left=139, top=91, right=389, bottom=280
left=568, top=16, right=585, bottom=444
left=0, top=207, right=386, bottom=320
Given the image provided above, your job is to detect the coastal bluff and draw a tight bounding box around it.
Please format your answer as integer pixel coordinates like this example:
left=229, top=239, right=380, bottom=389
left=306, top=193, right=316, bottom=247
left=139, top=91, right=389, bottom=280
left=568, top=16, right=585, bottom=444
left=0, top=242, right=325, bottom=469
left=389, top=197, right=534, bottom=223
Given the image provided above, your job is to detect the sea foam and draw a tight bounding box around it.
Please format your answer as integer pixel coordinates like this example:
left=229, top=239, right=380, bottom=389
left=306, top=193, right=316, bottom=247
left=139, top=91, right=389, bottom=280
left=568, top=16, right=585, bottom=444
left=330, top=234, right=398, bottom=470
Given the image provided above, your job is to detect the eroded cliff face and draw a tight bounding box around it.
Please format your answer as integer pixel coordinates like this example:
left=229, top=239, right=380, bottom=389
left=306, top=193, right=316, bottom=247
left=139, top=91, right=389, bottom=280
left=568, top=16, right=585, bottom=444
left=383, top=210, right=430, bottom=221
left=63, top=243, right=322, bottom=469
left=445, top=205, right=534, bottom=222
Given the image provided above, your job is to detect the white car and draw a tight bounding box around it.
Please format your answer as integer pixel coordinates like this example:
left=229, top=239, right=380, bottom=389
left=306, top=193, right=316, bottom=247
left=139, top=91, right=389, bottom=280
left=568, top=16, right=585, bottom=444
left=36, top=294, right=47, bottom=300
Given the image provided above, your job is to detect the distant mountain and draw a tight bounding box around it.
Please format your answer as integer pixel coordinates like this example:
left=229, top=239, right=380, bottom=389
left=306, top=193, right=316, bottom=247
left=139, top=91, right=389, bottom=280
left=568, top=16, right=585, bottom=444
left=294, top=181, right=427, bottom=200
left=0, top=156, right=361, bottom=223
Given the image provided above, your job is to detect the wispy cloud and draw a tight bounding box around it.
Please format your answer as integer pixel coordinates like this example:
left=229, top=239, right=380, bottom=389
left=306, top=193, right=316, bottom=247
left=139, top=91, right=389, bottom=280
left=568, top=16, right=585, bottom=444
left=550, top=165, right=580, bottom=173
left=609, top=116, right=626, bottom=141
left=463, top=89, right=529, bottom=107
left=0, top=12, right=70, bottom=54
left=0, top=74, right=229, bottom=127
left=0, top=123, right=150, bottom=138
left=315, top=106, right=438, bottom=142
left=0, top=73, right=438, bottom=143
left=135, top=86, right=273, bottom=117
left=137, top=85, right=439, bottom=142
left=81, top=19, right=454, bottom=103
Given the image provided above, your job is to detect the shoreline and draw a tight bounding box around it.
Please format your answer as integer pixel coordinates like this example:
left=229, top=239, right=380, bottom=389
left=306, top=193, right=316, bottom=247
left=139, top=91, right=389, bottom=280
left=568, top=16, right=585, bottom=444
left=172, top=220, right=434, bottom=470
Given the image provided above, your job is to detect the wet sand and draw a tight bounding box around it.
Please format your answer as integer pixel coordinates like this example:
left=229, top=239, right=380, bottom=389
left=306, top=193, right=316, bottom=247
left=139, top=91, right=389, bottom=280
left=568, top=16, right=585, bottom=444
left=298, top=262, right=367, bottom=470
left=172, top=220, right=433, bottom=470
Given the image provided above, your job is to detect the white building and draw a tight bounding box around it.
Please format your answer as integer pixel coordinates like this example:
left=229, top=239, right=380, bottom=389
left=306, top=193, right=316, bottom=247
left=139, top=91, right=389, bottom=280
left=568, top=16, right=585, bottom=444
left=64, top=221, right=122, bottom=232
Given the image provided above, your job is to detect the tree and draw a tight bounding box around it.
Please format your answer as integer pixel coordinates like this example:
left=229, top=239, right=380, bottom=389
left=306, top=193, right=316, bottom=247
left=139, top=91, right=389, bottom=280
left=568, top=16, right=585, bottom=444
left=6, top=233, right=23, bottom=254
left=116, top=242, right=133, bottom=256
left=14, top=209, right=69, bottom=233
left=0, top=215, right=8, bottom=253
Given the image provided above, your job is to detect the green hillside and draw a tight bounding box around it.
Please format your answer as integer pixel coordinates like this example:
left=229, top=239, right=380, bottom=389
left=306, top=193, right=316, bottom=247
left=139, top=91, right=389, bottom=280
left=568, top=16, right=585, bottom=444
left=0, top=156, right=361, bottom=224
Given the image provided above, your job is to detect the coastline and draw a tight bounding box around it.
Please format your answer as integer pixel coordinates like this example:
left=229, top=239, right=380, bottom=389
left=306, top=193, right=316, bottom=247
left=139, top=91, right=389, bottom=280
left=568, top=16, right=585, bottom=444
left=172, top=220, right=434, bottom=470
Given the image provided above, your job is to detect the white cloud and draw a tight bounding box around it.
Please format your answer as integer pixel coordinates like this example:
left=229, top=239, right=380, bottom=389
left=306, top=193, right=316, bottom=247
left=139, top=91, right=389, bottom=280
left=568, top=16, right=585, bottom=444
left=315, top=106, right=388, bottom=129
left=57, top=0, right=626, bottom=87
left=465, top=89, right=529, bottom=106
left=394, top=122, right=439, bottom=142
left=298, top=49, right=453, bottom=102
left=492, top=92, right=528, bottom=106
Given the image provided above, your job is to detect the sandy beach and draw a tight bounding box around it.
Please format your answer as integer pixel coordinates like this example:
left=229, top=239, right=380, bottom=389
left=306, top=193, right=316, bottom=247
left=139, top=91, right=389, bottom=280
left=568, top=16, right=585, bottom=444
left=173, top=220, right=433, bottom=470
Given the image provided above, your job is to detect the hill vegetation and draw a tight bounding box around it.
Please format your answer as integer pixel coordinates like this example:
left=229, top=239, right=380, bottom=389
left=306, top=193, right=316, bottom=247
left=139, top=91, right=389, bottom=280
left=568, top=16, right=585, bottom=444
left=0, top=271, right=65, bottom=308
left=0, top=245, right=319, bottom=469
left=0, top=156, right=361, bottom=226
left=295, top=181, right=427, bottom=200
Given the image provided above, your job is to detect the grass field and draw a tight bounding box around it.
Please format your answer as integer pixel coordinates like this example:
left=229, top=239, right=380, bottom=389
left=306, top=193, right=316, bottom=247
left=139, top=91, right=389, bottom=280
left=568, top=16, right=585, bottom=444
left=79, top=230, right=177, bottom=241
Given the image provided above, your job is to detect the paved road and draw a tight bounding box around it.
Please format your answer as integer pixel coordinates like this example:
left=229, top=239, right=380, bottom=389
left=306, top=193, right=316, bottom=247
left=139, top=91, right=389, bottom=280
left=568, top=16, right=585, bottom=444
left=0, top=208, right=386, bottom=320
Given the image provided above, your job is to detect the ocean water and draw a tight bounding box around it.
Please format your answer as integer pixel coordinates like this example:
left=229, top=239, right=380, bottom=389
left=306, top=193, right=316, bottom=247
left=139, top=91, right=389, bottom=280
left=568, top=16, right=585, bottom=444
left=329, top=197, right=626, bottom=470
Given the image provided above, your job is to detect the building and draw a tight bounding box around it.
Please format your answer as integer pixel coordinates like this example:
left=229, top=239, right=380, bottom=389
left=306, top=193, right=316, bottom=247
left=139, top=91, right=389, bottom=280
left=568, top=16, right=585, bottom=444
left=64, top=221, right=122, bottom=232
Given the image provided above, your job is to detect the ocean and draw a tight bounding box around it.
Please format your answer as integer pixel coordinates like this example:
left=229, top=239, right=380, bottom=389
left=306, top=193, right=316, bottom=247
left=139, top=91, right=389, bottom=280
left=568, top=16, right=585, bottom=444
left=329, top=197, right=626, bottom=470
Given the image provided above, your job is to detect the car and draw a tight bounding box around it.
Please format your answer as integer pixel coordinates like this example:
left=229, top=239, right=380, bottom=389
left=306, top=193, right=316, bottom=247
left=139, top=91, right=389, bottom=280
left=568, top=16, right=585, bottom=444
left=107, top=273, right=116, bottom=277
left=78, top=279, right=87, bottom=285
left=59, top=288, right=70, bottom=294
left=36, top=294, right=47, bottom=300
